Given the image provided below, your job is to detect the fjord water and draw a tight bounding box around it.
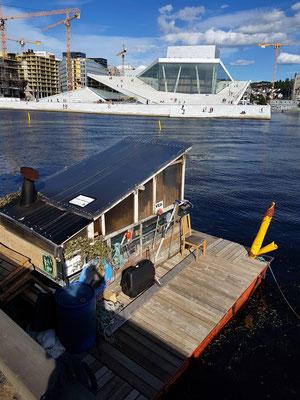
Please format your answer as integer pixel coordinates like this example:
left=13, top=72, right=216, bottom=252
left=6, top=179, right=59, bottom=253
left=0, top=110, right=299, bottom=399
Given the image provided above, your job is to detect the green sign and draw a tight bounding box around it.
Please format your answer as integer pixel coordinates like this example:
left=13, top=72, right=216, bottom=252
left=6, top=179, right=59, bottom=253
left=42, top=253, right=54, bottom=276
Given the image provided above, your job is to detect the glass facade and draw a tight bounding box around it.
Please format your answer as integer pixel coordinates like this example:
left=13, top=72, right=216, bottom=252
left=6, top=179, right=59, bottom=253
left=139, top=62, right=231, bottom=94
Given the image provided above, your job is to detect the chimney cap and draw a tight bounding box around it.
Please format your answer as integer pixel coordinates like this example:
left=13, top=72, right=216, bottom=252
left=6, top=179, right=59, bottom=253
left=20, top=167, right=40, bottom=181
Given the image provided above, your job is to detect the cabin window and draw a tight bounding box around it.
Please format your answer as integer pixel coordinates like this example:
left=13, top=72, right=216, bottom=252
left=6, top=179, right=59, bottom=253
left=105, top=194, right=134, bottom=235
left=139, top=180, right=153, bottom=220
left=156, top=163, right=182, bottom=208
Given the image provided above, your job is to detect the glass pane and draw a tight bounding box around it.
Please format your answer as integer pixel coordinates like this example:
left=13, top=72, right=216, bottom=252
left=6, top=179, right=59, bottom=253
left=216, top=64, right=232, bottom=93
left=140, top=61, right=232, bottom=95
left=139, top=63, right=159, bottom=90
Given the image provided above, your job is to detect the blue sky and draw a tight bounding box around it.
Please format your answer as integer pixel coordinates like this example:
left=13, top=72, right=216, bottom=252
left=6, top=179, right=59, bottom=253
left=1, top=0, right=300, bottom=82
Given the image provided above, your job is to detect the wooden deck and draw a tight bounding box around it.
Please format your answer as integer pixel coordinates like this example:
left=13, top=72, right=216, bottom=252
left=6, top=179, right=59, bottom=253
left=84, top=231, right=269, bottom=400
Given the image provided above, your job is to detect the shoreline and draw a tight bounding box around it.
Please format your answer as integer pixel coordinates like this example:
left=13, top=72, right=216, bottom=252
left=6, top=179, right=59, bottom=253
left=0, top=101, right=271, bottom=120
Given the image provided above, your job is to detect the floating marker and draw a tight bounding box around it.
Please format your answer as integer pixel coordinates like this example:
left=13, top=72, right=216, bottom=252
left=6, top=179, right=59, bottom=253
left=158, top=120, right=161, bottom=132
left=28, top=112, right=31, bottom=124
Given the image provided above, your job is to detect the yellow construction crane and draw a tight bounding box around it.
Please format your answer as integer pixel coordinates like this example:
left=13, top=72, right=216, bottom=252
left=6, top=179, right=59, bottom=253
left=42, top=11, right=80, bottom=91
left=258, top=42, right=300, bottom=99
left=6, top=37, right=41, bottom=53
left=0, top=6, right=79, bottom=58
left=116, top=44, right=126, bottom=76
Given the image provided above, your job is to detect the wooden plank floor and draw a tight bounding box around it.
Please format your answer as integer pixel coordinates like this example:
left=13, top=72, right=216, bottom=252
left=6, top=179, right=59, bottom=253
left=88, top=231, right=268, bottom=400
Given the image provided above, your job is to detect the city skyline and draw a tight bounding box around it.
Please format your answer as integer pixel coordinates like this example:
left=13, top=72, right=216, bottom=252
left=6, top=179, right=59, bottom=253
left=1, top=0, right=300, bottom=82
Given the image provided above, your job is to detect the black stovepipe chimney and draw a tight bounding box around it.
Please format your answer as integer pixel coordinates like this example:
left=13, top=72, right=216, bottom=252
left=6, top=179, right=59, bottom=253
left=19, top=167, right=40, bottom=207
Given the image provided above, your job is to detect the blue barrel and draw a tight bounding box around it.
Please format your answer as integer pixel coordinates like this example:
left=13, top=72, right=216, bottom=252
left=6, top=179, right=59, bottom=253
left=55, top=282, right=96, bottom=353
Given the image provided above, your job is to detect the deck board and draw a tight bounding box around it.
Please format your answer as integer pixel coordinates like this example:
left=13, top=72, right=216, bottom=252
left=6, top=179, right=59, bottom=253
left=106, top=381, right=133, bottom=400
left=99, top=375, right=126, bottom=400
left=131, top=310, right=198, bottom=356
left=155, top=287, right=218, bottom=328
left=119, top=324, right=183, bottom=367
left=89, top=231, right=268, bottom=399
left=115, top=329, right=178, bottom=376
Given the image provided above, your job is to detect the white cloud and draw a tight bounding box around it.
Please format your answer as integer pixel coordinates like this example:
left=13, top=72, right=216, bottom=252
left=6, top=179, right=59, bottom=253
left=159, top=5, right=173, bottom=14
left=163, top=29, right=287, bottom=47
left=291, top=2, right=300, bottom=11
left=277, top=52, right=300, bottom=64
left=175, top=7, right=205, bottom=22
left=117, top=64, right=147, bottom=76
left=158, top=5, right=205, bottom=34
left=158, top=5, right=300, bottom=48
left=221, top=5, right=229, bottom=9
left=229, top=59, right=255, bottom=66
left=134, top=44, right=159, bottom=54
left=157, top=15, right=177, bottom=35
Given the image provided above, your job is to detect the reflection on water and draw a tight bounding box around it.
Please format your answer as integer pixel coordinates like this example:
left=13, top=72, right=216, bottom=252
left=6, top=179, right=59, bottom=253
left=0, top=110, right=299, bottom=399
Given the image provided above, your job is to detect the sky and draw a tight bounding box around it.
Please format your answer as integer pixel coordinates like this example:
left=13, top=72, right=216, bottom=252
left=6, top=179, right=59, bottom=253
left=1, top=0, right=300, bottom=82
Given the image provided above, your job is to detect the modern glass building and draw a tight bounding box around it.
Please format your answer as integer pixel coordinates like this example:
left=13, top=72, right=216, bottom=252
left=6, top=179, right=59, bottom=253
left=138, top=46, right=232, bottom=95
left=75, top=45, right=250, bottom=105
left=59, top=57, right=107, bottom=92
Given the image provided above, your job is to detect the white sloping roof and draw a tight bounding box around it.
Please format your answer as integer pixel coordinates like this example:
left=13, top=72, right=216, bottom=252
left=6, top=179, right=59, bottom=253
left=39, top=87, right=106, bottom=103
left=88, top=73, right=250, bottom=105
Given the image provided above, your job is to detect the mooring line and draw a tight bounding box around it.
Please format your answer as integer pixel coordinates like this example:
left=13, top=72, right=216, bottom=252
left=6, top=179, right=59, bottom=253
left=268, top=264, right=300, bottom=321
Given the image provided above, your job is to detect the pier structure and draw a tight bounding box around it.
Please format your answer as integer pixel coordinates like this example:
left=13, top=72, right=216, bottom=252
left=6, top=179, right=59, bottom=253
left=0, top=98, right=271, bottom=119
left=0, top=230, right=269, bottom=399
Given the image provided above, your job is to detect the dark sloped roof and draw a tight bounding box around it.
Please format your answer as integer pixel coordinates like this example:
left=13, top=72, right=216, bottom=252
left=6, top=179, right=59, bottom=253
left=39, top=138, right=191, bottom=218
left=1, top=199, right=91, bottom=245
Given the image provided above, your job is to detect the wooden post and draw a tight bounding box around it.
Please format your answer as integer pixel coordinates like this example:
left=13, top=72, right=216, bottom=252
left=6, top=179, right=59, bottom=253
left=134, top=190, right=139, bottom=223
left=139, top=223, right=143, bottom=258
left=101, top=214, right=106, bottom=236
left=181, top=153, right=186, bottom=200
left=87, top=222, right=94, bottom=240
left=153, top=176, right=157, bottom=214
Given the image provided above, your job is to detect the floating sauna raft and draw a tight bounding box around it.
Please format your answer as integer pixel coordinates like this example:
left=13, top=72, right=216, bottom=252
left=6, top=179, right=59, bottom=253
left=0, top=138, right=270, bottom=399
left=80, top=232, right=269, bottom=400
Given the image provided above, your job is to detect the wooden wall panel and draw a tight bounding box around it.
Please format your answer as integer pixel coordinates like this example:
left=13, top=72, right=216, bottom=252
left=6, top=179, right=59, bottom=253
left=0, top=220, right=57, bottom=278
left=156, top=164, right=182, bottom=208
left=139, top=180, right=153, bottom=220
left=105, top=195, right=134, bottom=235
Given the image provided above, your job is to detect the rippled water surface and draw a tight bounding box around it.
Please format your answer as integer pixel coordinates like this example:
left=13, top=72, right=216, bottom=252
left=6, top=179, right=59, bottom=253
left=0, top=110, right=299, bottom=399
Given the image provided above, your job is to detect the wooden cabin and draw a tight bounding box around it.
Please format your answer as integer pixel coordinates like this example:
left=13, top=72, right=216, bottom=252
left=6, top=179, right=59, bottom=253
left=0, top=138, right=192, bottom=286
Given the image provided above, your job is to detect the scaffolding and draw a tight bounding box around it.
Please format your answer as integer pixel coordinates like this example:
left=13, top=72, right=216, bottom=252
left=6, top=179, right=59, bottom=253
left=0, top=55, right=25, bottom=98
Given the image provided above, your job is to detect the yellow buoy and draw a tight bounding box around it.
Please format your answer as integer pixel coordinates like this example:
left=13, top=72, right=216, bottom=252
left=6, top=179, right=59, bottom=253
left=158, top=120, right=161, bottom=132
left=249, top=202, right=277, bottom=258
left=28, top=112, right=31, bottom=124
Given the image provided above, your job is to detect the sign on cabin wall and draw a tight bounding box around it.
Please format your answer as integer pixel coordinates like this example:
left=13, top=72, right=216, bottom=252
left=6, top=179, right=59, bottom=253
left=155, top=201, right=164, bottom=213
left=42, top=253, right=54, bottom=276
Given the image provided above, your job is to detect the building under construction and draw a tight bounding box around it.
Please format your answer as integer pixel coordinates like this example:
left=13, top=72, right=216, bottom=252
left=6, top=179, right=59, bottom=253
left=18, top=50, right=59, bottom=100
left=0, top=53, right=25, bottom=98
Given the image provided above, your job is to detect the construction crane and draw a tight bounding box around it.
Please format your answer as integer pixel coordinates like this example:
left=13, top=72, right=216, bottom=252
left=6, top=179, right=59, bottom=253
left=258, top=42, right=300, bottom=99
left=42, top=11, right=80, bottom=91
left=6, top=37, right=42, bottom=53
left=116, top=44, right=126, bottom=77
left=0, top=6, right=80, bottom=57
